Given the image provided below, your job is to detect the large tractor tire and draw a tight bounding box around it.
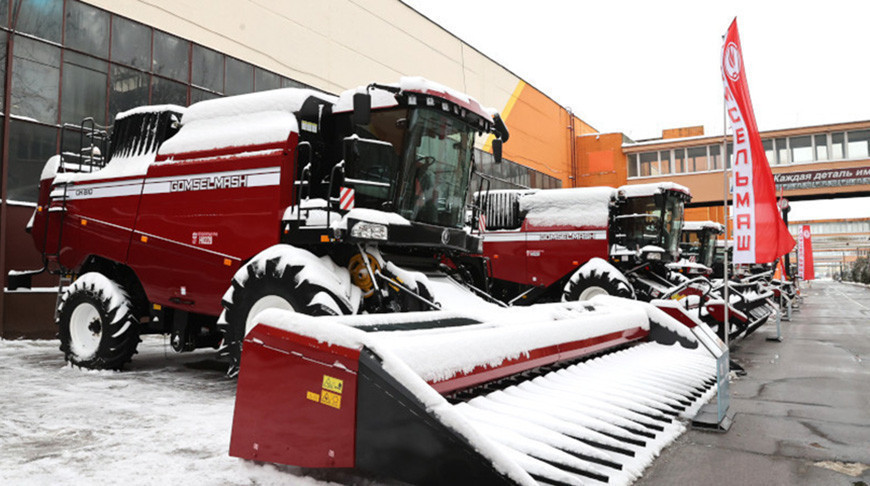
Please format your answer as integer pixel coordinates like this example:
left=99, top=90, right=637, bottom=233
left=219, top=245, right=357, bottom=377
left=57, top=272, right=140, bottom=370
left=562, top=258, right=635, bottom=302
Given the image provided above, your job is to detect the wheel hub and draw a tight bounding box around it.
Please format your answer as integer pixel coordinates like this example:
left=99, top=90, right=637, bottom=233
left=69, top=302, right=102, bottom=360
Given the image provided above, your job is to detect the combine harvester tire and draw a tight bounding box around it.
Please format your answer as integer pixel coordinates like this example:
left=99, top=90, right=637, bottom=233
left=562, top=258, right=635, bottom=301
left=56, top=272, right=140, bottom=370
left=230, top=296, right=724, bottom=485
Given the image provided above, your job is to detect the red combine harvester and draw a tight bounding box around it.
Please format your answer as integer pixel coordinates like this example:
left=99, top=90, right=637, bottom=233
left=477, top=186, right=775, bottom=341
left=13, top=77, right=513, bottom=374
left=478, top=183, right=697, bottom=304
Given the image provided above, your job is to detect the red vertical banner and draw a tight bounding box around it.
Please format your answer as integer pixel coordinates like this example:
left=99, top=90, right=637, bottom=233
left=722, top=19, right=795, bottom=264
left=798, top=224, right=815, bottom=280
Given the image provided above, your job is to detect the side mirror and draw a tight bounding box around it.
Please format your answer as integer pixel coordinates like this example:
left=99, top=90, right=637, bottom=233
left=352, top=92, right=371, bottom=126
left=492, top=139, right=503, bottom=164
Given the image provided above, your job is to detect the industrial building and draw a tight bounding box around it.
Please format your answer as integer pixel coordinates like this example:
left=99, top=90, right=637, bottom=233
left=2, top=0, right=867, bottom=336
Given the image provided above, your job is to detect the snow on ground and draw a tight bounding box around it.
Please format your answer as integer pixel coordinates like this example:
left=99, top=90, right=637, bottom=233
left=0, top=336, right=345, bottom=486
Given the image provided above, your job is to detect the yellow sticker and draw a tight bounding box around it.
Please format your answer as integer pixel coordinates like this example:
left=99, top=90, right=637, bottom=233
left=306, top=391, right=320, bottom=402
left=322, top=375, right=344, bottom=394
left=671, top=293, right=686, bottom=300
left=320, top=390, right=342, bottom=409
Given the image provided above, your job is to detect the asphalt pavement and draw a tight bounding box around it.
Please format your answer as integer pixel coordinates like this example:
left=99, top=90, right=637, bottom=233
left=636, top=280, right=870, bottom=486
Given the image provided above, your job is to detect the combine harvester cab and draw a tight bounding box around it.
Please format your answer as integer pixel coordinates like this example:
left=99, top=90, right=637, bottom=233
left=231, top=297, right=724, bottom=486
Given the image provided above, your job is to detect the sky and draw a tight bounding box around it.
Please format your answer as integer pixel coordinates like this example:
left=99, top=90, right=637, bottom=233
left=401, top=0, right=870, bottom=221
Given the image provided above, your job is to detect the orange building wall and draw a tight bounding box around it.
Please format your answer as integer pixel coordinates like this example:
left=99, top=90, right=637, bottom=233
left=574, top=133, right=626, bottom=188
left=489, top=81, right=597, bottom=187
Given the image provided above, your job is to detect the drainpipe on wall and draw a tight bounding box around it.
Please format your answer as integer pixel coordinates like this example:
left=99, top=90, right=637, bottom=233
left=568, top=108, right=577, bottom=187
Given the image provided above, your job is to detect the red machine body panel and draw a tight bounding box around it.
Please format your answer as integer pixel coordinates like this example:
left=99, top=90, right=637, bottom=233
left=483, top=221, right=609, bottom=288
left=231, top=323, right=359, bottom=468
left=128, top=141, right=294, bottom=314
left=34, top=133, right=298, bottom=316
left=47, top=174, right=146, bottom=269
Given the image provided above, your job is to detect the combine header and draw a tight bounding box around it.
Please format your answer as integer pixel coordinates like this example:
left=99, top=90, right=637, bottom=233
left=231, top=296, right=723, bottom=485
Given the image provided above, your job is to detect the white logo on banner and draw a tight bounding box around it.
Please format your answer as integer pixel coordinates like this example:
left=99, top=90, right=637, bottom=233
left=724, top=42, right=741, bottom=81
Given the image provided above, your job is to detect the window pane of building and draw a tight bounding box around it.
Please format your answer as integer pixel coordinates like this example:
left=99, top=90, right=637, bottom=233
left=673, top=148, right=686, bottom=173
left=762, top=139, right=774, bottom=163
left=687, top=146, right=707, bottom=172
left=282, top=77, right=306, bottom=89
left=111, top=16, right=150, bottom=69
left=254, top=67, right=281, bottom=92
left=0, top=31, right=6, bottom=111
left=709, top=144, right=721, bottom=170
left=225, top=57, right=253, bottom=95
left=0, top=0, right=7, bottom=27
left=847, top=130, right=870, bottom=159
left=16, top=0, right=63, bottom=43
left=192, top=44, right=223, bottom=92
left=831, top=132, right=845, bottom=159
left=8, top=120, right=58, bottom=202
left=109, top=65, right=149, bottom=122
left=639, top=152, right=658, bottom=176
left=814, top=134, right=828, bottom=160
left=151, top=76, right=187, bottom=106
left=190, top=87, right=219, bottom=104
left=153, top=30, right=188, bottom=82
left=658, top=150, right=671, bottom=174
left=61, top=52, right=108, bottom=126
left=11, top=36, right=60, bottom=123
left=627, top=154, right=638, bottom=177
left=64, top=0, right=109, bottom=58
left=727, top=142, right=733, bottom=168
left=790, top=135, right=813, bottom=163
left=775, top=138, right=787, bottom=164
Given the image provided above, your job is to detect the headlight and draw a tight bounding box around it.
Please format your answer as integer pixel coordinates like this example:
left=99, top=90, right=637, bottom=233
left=646, top=252, right=662, bottom=261
left=351, top=222, right=388, bottom=240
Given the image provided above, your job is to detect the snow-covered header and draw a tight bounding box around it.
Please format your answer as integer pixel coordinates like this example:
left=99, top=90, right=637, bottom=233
left=519, top=186, right=615, bottom=229
left=334, top=76, right=493, bottom=123
left=683, top=220, right=725, bottom=232
left=159, top=88, right=336, bottom=157
left=618, top=182, right=691, bottom=198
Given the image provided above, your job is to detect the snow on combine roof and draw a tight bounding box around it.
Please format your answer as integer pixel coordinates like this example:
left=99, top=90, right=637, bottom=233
left=54, top=104, right=187, bottom=184
left=158, top=88, right=336, bottom=157
left=334, top=76, right=493, bottom=123
left=683, top=220, right=725, bottom=232
left=619, top=182, right=691, bottom=198
left=519, top=186, right=616, bottom=228
left=115, top=103, right=185, bottom=121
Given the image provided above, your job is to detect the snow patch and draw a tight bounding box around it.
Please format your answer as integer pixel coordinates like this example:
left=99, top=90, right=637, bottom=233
left=618, top=182, right=691, bottom=198
left=159, top=88, right=335, bottom=156
left=519, top=186, right=615, bottom=229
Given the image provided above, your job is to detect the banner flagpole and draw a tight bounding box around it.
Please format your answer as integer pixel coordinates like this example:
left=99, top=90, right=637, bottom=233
left=722, top=31, right=731, bottom=353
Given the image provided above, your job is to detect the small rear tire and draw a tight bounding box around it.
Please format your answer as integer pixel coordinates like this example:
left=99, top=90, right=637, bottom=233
left=57, top=272, right=140, bottom=370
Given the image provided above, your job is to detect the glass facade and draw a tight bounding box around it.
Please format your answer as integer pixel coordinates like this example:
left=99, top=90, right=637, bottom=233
left=0, top=0, right=560, bottom=204
left=627, top=129, right=870, bottom=179
left=0, top=0, right=320, bottom=203
left=473, top=149, right=562, bottom=191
